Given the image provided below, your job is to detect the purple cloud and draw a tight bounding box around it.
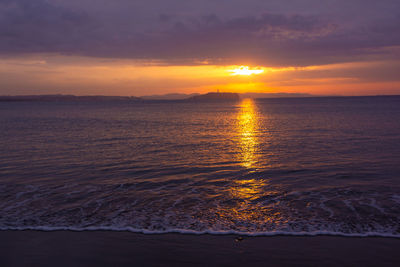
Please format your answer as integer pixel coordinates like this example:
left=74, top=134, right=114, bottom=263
left=0, top=0, right=399, bottom=67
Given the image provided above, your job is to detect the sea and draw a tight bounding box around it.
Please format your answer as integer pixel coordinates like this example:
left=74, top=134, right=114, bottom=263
left=1, top=96, right=399, bottom=237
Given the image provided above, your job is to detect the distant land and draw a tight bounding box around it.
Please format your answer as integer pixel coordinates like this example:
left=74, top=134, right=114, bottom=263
left=142, top=92, right=314, bottom=100
left=0, top=92, right=315, bottom=102
left=141, top=93, right=200, bottom=100
left=241, top=92, right=314, bottom=98
left=0, top=93, right=240, bottom=102
left=0, top=95, right=141, bottom=102
left=0, top=93, right=398, bottom=103
left=187, top=92, right=240, bottom=102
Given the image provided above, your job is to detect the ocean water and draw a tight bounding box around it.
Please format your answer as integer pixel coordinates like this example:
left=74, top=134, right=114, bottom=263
left=1, top=96, right=400, bottom=237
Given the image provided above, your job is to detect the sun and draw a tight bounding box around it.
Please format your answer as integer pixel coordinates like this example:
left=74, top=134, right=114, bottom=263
left=229, top=66, right=264, bottom=76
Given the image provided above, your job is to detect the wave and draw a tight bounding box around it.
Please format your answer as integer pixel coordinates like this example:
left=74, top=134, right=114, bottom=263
left=1, top=226, right=399, bottom=238
left=1, top=184, right=400, bottom=240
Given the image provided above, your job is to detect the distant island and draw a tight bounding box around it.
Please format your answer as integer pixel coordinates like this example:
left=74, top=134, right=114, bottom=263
left=142, top=92, right=315, bottom=100
left=0, top=92, right=320, bottom=102
left=141, top=93, right=200, bottom=100
left=187, top=92, right=240, bottom=102
left=241, top=92, right=314, bottom=99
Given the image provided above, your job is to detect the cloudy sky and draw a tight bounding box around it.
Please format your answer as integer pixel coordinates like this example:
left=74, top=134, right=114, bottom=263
left=1, top=0, right=399, bottom=96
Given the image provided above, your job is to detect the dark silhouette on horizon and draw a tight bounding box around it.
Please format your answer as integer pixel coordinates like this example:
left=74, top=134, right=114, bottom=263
left=187, top=92, right=240, bottom=102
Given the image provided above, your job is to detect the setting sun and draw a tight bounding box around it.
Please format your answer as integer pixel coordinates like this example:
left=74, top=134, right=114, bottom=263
left=229, top=66, right=264, bottom=76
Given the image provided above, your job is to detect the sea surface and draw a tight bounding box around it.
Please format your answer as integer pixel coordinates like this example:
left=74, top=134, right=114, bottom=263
left=1, top=96, right=400, bottom=237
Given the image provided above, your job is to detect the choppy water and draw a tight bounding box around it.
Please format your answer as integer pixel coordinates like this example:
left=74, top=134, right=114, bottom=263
left=1, top=96, right=400, bottom=237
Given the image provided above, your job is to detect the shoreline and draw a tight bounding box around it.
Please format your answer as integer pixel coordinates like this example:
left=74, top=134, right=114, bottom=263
left=1, top=227, right=400, bottom=238
left=1, top=230, right=400, bottom=266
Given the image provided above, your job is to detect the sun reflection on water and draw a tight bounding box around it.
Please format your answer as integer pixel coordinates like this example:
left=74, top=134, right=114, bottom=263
left=237, top=98, right=259, bottom=169
left=230, top=179, right=267, bottom=201
left=205, top=100, right=286, bottom=229
left=212, top=178, right=284, bottom=228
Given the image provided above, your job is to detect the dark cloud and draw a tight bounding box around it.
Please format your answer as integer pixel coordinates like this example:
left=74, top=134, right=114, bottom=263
left=0, top=0, right=399, bottom=66
left=0, top=0, right=97, bottom=53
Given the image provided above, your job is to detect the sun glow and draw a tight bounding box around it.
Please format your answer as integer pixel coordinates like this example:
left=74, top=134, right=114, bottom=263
left=230, top=66, right=264, bottom=76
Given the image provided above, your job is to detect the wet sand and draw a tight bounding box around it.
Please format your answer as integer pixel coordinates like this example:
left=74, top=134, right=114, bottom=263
left=1, top=230, right=399, bottom=266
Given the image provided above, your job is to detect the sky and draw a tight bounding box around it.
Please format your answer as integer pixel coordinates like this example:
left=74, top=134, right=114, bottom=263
left=0, top=0, right=400, bottom=96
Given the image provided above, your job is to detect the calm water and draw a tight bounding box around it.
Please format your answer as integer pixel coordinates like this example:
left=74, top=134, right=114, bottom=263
left=1, top=96, right=400, bottom=236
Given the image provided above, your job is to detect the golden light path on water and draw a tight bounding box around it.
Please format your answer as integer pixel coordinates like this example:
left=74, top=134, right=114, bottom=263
left=233, top=98, right=265, bottom=206
left=237, top=98, right=259, bottom=169
left=207, top=98, right=285, bottom=229
left=209, top=98, right=283, bottom=228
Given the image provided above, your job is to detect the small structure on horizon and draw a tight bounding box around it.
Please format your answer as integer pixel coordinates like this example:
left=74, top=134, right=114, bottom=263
left=187, top=92, right=240, bottom=102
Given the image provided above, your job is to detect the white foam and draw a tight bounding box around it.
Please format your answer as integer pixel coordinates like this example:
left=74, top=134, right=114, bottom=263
left=1, top=226, right=399, bottom=238
left=392, top=194, right=400, bottom=204
left=319, top=197, right=335, bottom=218
left=367, top=198, right=386, bottom=214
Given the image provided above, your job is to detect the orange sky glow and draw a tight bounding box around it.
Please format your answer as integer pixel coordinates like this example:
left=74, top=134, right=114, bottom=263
left=0, top=54, right=399, bottom=96
left=1, top=1, right=400, bottom=97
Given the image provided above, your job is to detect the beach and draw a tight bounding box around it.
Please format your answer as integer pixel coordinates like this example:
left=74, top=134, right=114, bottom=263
left=1, top=231, right=399, bottom=266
